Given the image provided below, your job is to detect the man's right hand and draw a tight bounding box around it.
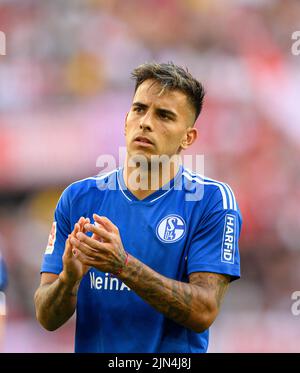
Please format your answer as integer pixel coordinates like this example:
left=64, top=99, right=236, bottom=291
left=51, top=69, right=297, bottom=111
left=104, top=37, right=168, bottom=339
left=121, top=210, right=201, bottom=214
left=59, top=217, right=91, bottom=286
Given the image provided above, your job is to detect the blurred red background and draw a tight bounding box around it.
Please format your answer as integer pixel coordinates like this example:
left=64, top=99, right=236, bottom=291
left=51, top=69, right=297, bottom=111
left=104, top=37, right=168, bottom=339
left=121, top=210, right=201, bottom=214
left=0, top=0, right=300, bottom=352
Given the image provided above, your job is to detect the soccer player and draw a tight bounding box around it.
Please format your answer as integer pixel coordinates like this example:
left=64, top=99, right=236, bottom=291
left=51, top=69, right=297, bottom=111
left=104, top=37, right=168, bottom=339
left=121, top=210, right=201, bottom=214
left=34, top=62, right=242, bottom=353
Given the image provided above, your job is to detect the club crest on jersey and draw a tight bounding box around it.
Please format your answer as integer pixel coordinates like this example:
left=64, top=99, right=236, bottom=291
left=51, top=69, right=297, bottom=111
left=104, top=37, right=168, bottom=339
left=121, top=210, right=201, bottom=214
left=156, top=215, right=186, bottom=243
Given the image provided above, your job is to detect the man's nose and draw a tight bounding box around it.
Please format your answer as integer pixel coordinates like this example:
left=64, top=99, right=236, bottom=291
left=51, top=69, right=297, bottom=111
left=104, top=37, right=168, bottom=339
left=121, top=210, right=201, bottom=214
left=139, top=112, right=153, bottom=131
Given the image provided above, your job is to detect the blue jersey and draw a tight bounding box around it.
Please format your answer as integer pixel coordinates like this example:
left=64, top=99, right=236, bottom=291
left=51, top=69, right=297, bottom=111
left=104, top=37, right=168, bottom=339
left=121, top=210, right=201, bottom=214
left=41, top=166, right=242, bottom=353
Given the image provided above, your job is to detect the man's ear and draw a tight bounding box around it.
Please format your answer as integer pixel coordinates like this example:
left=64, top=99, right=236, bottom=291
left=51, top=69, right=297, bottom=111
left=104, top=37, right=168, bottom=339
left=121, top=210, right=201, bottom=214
left=181, top=127, right=198, bottom=150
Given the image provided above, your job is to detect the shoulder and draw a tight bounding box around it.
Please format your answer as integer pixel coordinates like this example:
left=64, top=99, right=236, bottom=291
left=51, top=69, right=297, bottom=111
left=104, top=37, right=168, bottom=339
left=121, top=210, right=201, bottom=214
left=60, top=168, right=120, bottom=204
left=181, top=167, right=238, bottom=212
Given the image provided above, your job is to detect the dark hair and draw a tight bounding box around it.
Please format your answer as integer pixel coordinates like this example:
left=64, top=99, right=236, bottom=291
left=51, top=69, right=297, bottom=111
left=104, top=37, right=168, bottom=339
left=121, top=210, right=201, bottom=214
left=131, top=62, right=205, bottom=123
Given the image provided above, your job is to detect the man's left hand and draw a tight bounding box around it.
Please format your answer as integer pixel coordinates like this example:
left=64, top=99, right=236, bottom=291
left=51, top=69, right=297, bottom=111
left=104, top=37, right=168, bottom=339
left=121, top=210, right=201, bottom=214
left=70, top=213, right=127, bottom=275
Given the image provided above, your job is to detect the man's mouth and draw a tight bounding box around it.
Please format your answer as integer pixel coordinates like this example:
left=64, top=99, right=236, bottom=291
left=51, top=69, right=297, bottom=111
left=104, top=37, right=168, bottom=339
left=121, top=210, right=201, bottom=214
left=134, top=136, right=154, bottom=146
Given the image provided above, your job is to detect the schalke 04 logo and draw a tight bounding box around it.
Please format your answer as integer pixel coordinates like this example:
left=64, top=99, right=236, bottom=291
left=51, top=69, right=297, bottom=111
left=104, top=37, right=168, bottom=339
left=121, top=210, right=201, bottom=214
left=156, top=215, right=186, bottom=243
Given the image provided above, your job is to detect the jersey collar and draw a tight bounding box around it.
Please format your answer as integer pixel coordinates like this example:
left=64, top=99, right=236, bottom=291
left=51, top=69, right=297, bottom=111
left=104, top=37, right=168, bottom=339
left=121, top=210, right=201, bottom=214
left=117, top=165, right=183, bottom=203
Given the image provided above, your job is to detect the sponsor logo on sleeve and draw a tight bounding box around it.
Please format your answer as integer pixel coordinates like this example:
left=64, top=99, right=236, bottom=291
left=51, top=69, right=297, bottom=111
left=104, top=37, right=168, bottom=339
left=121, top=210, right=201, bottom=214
left=45, top=222, right=57, bottom=255
left=221, top=214, right=236, bottom=264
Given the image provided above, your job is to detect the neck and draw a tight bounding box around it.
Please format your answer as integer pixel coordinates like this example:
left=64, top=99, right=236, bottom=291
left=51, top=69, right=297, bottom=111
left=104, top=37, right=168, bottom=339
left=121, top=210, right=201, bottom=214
left=123, top=154, right=181, bottom=200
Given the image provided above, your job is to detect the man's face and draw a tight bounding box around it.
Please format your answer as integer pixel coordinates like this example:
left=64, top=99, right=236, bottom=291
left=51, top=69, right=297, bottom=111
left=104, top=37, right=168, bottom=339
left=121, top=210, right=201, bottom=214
left=125, top=79, right=196, bottom=162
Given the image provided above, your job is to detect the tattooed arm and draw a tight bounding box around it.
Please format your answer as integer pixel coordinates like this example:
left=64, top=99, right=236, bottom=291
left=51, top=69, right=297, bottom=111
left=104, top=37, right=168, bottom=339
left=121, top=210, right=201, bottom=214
left=118, top=257, right=230, bottom=333
left=71, top=214, right=231, bottom=333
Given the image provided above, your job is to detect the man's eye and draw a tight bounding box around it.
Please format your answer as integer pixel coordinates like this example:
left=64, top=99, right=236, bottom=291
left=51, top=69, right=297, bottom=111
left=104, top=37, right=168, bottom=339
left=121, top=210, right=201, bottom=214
left=133, top=107, right=143, bottom=113
left=159, top=112, right=169, bottom=120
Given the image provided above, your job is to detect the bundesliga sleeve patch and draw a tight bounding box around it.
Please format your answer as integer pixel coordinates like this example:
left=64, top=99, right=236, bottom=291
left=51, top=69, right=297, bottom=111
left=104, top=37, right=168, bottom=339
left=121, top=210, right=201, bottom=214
left=221, top=214, right=236, bottom=264
left=45, top=221, right=57, bottom=255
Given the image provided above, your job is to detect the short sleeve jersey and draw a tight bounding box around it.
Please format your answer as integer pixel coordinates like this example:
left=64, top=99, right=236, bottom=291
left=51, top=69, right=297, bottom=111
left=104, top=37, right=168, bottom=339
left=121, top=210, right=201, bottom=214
left=41, top=166, right=242, bottom=352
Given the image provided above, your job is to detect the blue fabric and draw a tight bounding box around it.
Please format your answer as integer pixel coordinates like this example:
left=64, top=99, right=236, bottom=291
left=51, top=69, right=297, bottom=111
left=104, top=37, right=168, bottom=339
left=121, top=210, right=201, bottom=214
left=0, top=254, right=8, bottom=291
left=41, top=166, right=242, bottom=352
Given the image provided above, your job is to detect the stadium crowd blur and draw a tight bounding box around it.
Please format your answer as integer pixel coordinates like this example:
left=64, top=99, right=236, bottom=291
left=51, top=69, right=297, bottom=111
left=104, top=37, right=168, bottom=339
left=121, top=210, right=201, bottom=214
left=0, top=0, right=300, bottom=352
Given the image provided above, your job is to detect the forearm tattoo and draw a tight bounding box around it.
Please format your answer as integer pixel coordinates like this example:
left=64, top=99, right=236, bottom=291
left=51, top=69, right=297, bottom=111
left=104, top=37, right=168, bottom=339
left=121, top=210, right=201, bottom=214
left=119, top=256, right=230, bottom=330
